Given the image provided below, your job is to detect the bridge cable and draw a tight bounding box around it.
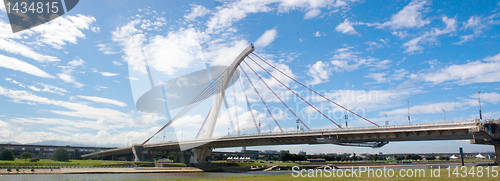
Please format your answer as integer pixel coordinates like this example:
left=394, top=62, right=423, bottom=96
left=237, top=74, right=260, bottom=133
left=239, top=65, right=284, bottom=133
left=195, top=108, right=212, bottom=139
left=242, top=60, right=312, bottom=130
left=141, top=69, right=229, bottom=145
left=232, top=81, right=241, bottom=135
left=251, top=53, right=380, bottom=127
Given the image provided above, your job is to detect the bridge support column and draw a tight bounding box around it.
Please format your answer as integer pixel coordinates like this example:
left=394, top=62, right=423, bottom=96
left=173, top=152, right=191, bottom=164
left=190, top=147, right=211, bottom=164
left=495, top=144, right=500, bottom=166
left=132, top=145, right=145, bottom=161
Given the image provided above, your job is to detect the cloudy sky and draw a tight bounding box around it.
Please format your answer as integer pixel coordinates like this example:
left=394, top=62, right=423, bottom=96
left=0, top=0, right=499, bottom=154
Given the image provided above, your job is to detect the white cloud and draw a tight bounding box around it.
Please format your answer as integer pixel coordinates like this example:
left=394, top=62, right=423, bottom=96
left=0, top=38, right=60, bottom=63
left=57, top=57, right=85, bottom=87
left=30, top=15, right=97, bottom=49
left=365, top=41, right=384, bottom=50
left=111, top=19, right=147, bottom=74
left=383, top=100, right=475, bottom=115
left=143, top=28, right=205, bottom=76
left=455, top=15, right=500, bottom=45
left=96, top=44, right=120, bottom=55
left=112, top=61, right=122, bottom=66
left=335, top=19, right=358, bottom=35
left=254, top=28, right=278, bottom=48
left=0, top=54, right=55, bottom=78
left=365, top=69, right=408, bottom=84
left=206, top=0, right=353, bottom=33
left=6, top=78, right=69, bottom=95
left=304, top=9, right=321, bottom=19
left=330, top=47, right=391, bottom=72
left=0, top=2, right=5, bottom=12
left=471, top=92, right=500, bottom=104
left=30, top=83, right=67, bottom=95
left=307, top=61, right=330, bottom=85
left=0, top=86, right=132, bottom=123
left=379, top=0, right=430, bottom=30
left=77, top=95, right=128, bottom=107
left=314, top=31, right=321, bottom=37
left=318, top=89, right=418, bottom=115
left=403, top=16, right=457, bottom=53
left=100, top=72, right=119, bottom=77
left=416, top=53, right=500, bottom=85
left=185, top=5, right=210, bottom=21
left=140, top=17, right=167, bottom=30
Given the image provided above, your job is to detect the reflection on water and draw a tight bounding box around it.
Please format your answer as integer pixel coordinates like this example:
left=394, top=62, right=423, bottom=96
left=0, top=171, right=291, bottom=181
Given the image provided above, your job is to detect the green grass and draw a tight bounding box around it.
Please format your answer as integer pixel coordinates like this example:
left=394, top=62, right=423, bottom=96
left=127, top=166, right=500, bottom=181
left=0, top=159, right=144, bottom=167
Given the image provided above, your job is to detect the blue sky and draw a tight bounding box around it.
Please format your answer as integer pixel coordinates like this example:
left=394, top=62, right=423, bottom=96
left=0, top=0, right=500, bottom=154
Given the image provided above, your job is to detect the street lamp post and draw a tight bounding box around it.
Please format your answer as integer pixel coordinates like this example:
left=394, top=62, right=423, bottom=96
left=478, top=90, right=484, bottom=120
left=384, top=114, right=388, bottom=126
left=345, top=110, right=349, bottom=128
left=442, top=109, right=446, bottom=122
left=258, top=117, right=262, bottom=134
left=296, top=119, right=300, bottom=131
left=407, top=100, right=412, bottom=124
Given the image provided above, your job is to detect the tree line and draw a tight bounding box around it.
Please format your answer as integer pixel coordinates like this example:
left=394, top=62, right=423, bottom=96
left=0, top=148, right=71, bottom=161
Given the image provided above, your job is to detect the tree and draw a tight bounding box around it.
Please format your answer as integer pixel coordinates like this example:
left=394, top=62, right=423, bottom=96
left=0, top=149, right=15, bottom=161
left=52, top=147, right=70, bottom=161
left=438, top=156, right=450, bottom=161
left=395, top=155, right=405, bottom=161
left=425, top=156, right=436, bottom=161
left=280, top=152, right=292, bottom=162
left=21, top=152, right=32, bottom=161
left=168, top=155, right=175, bottom=161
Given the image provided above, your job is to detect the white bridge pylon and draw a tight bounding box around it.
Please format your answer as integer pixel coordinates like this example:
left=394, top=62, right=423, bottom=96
left=202, top=45, right=254, bottom=139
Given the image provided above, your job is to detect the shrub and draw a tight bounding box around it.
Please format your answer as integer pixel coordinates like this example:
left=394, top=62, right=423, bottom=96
left=52, top=148, right=70, bottom=161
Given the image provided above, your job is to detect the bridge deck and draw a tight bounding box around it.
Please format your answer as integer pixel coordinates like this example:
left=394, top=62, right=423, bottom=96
left=82, top=119, right=497, bottom=159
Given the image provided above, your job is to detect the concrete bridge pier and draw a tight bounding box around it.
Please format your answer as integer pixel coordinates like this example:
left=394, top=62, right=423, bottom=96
left=190, top=147, right=212, bottom=163
left=173, top=152, right=191, bottom=163
left=495, top=144, right=500, bottom=165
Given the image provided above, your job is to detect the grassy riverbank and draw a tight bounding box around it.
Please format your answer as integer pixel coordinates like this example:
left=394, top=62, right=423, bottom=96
left=132, top=166, right=500, bottom=181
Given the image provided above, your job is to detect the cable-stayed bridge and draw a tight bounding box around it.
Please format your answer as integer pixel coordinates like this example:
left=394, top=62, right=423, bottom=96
left=82, top=45, right=500, bottom=165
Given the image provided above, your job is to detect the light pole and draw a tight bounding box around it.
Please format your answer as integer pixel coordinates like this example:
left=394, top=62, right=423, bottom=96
left=407, top=100, right=411, bottom=124
left=442, top=109, right=446, bottom=122
left=296, top=119, right=300, bottom=131
left=384, top=114, right=388, bottom=126
left=344, top=110, right=349, bottom=128
left=258, top=116, right=262, bottom=134
left=478, top=90, right=484, bottom=120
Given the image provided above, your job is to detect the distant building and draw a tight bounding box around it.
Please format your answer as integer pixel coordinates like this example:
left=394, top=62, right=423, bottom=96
left=299, top=151, right=306, bottom=155
left=450, top=155, right=458, bottom=159
left=279, top=150, right=289, bottom=154
left=263, top=150, right=278, bottom=154
left=0, top=143, right=116, bottom=159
